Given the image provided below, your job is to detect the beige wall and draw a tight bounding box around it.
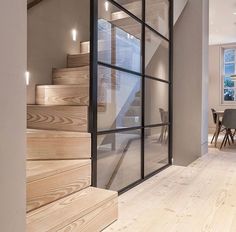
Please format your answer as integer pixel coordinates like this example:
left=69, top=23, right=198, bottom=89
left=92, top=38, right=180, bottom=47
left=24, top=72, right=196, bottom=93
left=27, top=0, right=90, bottom=104
left=208, top=44, right=236, bottom=131
left=0, top=0, right=26, bottom=231
left=173, top=0, right=209, bottom=165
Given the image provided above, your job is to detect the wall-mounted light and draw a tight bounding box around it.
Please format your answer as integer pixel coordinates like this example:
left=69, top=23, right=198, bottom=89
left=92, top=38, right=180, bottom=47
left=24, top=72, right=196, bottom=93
left=233, top=12, right=236, bottom=15
left=72, top=29, right=78, bottom=41
left=25, top=71, right=30, bottom=86
left=105, top=1, right=109, bottom=12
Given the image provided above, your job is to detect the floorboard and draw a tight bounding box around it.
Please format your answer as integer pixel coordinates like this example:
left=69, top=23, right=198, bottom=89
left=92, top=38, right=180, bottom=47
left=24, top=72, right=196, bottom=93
left=104, top=146, right=236, bottom=232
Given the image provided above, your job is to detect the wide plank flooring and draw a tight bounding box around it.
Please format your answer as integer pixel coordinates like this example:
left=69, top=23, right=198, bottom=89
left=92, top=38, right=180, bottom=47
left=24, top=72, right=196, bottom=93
left=104, top=148, right=236, bottom=232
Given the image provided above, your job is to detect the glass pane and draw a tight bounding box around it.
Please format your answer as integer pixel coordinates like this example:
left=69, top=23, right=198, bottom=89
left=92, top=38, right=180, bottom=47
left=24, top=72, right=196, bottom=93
left=98, top=0, right=142, bottom=73
left=146, top=0, right=169, bottom=38
left=145, top=27, right=169, bottom=80
left=97, top=130, right=141, bottom=191
left=145, top=78, right=169, bottom=125
left=224, top=89, right=235, bottom=101
left=113, top=0, right=142, bottom=19
left=98, top=65, right=141, bottom=131
left=224, top=49, right=235, bottom=63
left=145, top=127, right=169, bottom=175
left=225, top=63, right=235, bottom=75
left=224, top=76, right=235, bottom=88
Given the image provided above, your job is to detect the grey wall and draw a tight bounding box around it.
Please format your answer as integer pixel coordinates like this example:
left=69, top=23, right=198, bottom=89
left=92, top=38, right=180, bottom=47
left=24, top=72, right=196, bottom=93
left=173, top=0, right=209, bottom=165
left=208, top=44, right=236, bottom=131
left=0, top=0, right=26, bottom=231
left=27, top=0, right=90, bottom=104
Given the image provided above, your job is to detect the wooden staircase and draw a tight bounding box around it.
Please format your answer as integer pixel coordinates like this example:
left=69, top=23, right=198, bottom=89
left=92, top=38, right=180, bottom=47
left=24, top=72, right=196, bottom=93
left=26, top=41, right=118, bottom=231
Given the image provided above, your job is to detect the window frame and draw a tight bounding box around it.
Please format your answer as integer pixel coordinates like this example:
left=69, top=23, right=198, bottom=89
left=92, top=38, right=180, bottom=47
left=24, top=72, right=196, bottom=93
left=221, top=46, right=236, bottom=105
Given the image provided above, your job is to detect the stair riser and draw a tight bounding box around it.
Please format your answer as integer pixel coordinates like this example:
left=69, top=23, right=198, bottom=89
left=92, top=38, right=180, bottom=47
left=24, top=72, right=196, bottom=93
left=126, top=107, right=141, bottom=117
left=52, top=67, right=89, bottom=85
left=27, top=164, right=91, bottom=212
left=80, top=40, right=106, bottom=54
left=27, top=136, right=91, bottom=160
left=123, top=117, right=141, bottom=127
left=57, top=197, right=118, bottom=232
left=67, top=53, right=89, bottom=68
left=36, top=86, right=89, bottom=106
left=27, top=106, right=88, bottom=132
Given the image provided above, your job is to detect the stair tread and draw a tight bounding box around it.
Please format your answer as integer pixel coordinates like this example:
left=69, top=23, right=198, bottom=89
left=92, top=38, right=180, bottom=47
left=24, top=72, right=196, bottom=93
left=27, top=160, right=90, bottom=183
left=37, top=84, right=88, bottom=88
left=27, top=129, right=90, bottom=138
left=53, top=66, right=89, bottom=72
left=27, top=187, right=118, bottom=232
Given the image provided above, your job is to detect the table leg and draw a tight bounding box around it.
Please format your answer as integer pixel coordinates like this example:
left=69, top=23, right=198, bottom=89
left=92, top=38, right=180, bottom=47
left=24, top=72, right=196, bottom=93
left=214, top=114, right=220, bottom=147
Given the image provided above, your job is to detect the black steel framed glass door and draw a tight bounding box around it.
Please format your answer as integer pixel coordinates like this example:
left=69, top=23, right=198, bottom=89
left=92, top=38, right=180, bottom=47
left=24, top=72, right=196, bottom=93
left=90, top=0, right=173, bottom=193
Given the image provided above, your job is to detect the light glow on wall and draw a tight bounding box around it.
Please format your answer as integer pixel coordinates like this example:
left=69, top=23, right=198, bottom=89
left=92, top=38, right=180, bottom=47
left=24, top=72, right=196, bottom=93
left=25, top=71, right=30, bottom=86
left=72, top=29, right=78, bottom=41
left=105, top=1, right=109, bottom=12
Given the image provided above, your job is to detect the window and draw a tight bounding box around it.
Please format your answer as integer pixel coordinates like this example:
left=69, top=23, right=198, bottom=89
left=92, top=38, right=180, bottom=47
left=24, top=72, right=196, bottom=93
left=222, top=48, right=236, bottom=103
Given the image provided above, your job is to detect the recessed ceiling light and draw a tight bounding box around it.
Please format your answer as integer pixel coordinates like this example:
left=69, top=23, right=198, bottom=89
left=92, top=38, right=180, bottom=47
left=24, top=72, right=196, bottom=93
left=233, top=12, right=236, bottom=15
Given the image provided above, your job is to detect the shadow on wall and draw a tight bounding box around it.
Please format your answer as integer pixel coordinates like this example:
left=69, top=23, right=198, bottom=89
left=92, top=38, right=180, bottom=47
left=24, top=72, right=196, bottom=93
left=27, top=0, right=90, bottom=104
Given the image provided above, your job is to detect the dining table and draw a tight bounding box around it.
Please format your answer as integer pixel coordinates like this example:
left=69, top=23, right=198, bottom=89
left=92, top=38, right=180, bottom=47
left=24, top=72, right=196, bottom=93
left=214, top=110, right=224, bottom=147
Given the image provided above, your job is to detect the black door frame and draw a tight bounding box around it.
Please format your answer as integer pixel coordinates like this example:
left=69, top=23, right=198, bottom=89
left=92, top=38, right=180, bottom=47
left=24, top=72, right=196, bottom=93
left=90, top=0, right=173, bottom=194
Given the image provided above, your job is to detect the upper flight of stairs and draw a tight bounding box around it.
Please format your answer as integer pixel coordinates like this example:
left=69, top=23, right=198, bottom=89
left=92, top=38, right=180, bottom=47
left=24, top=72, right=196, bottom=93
left=27, top=40, right=118, bottom=230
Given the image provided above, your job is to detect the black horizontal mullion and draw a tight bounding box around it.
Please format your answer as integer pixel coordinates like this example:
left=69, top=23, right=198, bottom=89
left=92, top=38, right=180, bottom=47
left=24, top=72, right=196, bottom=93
left=98, top=61, right=142, bottom=76
left=145, top=75, right=170, bottom=84
left=144, top=123, right=170, bottom=128
left=97, top=126, right=142, bottom=135
left=107, top=0, right=169, bottom=42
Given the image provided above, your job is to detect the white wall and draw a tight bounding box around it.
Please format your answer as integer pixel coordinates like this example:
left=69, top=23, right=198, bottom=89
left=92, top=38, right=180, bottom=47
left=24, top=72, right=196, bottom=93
left=173, top=0, right=209, bottom=165
left=208, top=44, right=236, bottom=131
left=0, top=1, right=26, bottom=231
left=27, top=0, right=90, bottom=104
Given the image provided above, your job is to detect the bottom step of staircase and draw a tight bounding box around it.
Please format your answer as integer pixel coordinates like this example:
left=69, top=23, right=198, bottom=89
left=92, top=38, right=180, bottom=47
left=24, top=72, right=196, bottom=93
left=27, top=187, right=118, bottom=232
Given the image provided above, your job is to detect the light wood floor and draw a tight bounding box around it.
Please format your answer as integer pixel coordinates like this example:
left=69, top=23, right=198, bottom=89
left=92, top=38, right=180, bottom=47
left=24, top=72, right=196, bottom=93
left=104, top=147, right=236, bottom=232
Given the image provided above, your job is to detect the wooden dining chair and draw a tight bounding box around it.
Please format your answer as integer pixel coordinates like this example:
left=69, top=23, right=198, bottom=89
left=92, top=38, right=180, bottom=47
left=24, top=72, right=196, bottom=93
left=220, top=109, right=236, bottom=149
left=210, top=108, right=224, bottom=144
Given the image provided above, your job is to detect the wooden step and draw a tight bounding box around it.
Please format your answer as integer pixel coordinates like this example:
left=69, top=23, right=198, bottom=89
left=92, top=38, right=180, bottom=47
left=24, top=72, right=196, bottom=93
left=132, top=97, right=141, bottom=106
left=27, top=187, right=118, bottom=232
left=27, top=105, right=88, bottom=132
left=27, top=160, right=91, bottom=212
left=36, top=85, right=89, bottom=106
left=80, top=41, right=90, bottom=54
left=67, top=53, right=89, bottom=68
left=27, top=129, right=91, bottom=160
left=123, top=116, right=141, bottom=127
left=126, top=106, right=141, bottom=116
left=80, top=40, right=106, bottom=54
left=52, top=67, right=89, bottom=85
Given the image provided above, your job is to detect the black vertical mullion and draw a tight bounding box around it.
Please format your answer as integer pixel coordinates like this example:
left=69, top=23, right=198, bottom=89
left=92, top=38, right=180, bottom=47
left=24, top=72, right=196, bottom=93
left=168, top=0, right=173, bottom=165
left=141, top=0, right=145, bottom=179
left=90, top=0, right=98, bottom=187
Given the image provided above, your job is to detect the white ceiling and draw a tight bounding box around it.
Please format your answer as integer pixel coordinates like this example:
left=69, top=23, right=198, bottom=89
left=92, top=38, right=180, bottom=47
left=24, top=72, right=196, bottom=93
left=209, top=0, right=236, bottom=45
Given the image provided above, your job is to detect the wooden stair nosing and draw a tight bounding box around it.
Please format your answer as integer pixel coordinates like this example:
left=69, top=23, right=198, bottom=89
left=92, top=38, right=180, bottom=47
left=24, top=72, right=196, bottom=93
left=35, top=85, right=89, bottom=106
left=27, top=160, right=90, bottom=182
left=57, top=196, right=118, bottom=232
left=27, top=187, right=118, bottom=232
left=52, top=66, right=89, bottom=85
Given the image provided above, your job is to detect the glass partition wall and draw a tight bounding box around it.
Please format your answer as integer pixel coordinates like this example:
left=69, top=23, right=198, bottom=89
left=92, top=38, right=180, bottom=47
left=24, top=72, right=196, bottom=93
left=90, top=0, right=173, bottom=192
